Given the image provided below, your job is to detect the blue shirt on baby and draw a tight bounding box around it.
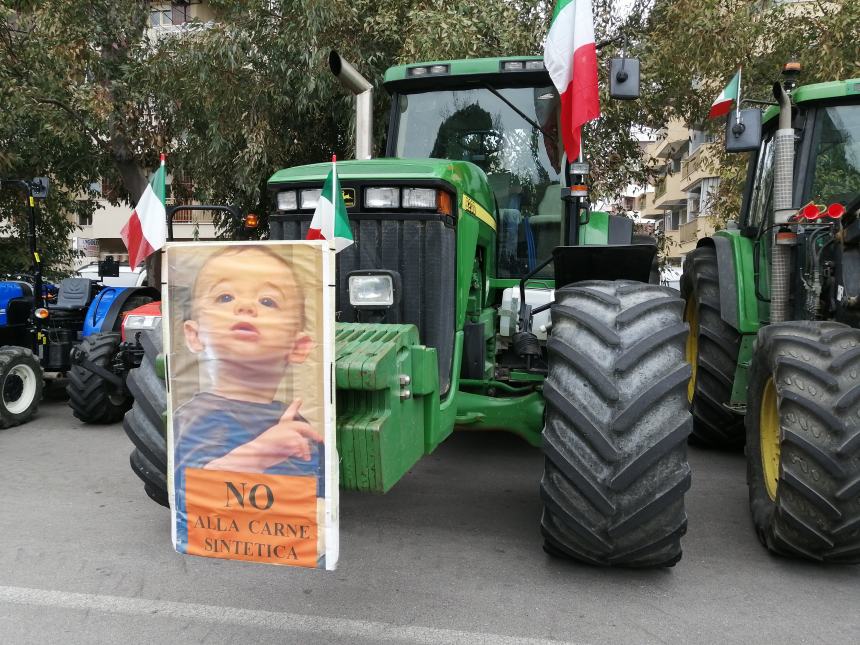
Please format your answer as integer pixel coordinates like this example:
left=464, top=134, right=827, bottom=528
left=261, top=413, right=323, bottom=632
left=172, top=392, right=323, bottom=553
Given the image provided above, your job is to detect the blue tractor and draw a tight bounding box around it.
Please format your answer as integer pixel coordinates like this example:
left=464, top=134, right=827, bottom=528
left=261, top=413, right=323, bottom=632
left=0, top=178, right=157, bottom=427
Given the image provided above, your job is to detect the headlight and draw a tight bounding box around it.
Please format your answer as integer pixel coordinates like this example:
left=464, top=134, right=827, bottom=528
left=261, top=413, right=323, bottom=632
left=349, top=274, right=395, bottom=307
left=277, top=190, right=297, bottom=210
left=402, top=188, right=436, bottom=209
left=300, top=189, right=322, bottom=209
left=365, top=187, right=400, bottom=209
left=123, top=315, right=161, bottom=332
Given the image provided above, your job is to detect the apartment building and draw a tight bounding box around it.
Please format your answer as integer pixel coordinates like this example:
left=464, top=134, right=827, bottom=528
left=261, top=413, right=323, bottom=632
left=72, top=1, right=218, bottom=268
left=640, top=120, right=721, bottom=269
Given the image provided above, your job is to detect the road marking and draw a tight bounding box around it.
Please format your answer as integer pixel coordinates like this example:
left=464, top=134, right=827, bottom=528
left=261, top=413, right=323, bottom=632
left=0, top=585, right=576, bottom=645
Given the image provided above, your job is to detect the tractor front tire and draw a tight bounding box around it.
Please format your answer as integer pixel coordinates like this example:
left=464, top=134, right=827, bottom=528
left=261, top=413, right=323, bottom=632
left=540, top=281, right=692, bottom=567
left=747, top=321, right=860, bottom=562
left=681, top=245, right=745, bottom=448
left=124, top=329, right=169, bottom=508
left=67, top=332, right=129, bottom=423
left=0, top=346, right=43, bottom=429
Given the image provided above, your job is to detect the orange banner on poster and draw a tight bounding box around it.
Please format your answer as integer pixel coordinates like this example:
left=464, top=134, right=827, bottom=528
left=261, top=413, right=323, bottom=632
left=185, top=468, right=318, bottom=567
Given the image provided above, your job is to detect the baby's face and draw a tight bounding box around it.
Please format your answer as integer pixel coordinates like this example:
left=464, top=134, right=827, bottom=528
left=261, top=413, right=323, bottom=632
left=184, top=249, right=310, bottom=365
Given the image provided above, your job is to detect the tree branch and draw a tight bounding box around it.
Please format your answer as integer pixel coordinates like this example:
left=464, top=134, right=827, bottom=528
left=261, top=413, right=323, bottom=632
left=33, top=96, right=110, bottom=154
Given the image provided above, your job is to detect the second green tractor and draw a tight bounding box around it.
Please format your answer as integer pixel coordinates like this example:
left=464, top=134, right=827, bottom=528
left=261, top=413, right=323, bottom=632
left=683, top=66, right=860, bottom=561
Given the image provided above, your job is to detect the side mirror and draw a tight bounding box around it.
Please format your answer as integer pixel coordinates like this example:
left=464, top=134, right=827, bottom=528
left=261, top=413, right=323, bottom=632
left=725, top=109, right=762, bottom=152
left=609, top=58, right=640, bottom=100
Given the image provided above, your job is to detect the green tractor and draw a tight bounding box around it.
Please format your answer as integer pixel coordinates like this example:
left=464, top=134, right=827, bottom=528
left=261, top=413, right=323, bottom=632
left=683, top=65, right=860, bottom=561
left=124, top=53, right=694, bottom=567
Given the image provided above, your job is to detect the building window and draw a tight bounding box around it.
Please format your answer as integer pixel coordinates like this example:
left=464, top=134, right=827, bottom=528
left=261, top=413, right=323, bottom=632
left=150, top=3, right=188, bottom=28
left=664, top=210, right=680, bottom=231
left=78, top=212, right=93, bottom=226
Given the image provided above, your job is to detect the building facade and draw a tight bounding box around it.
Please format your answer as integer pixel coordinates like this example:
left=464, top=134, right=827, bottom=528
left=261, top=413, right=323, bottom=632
left=640, top=120, right=721, bottom=269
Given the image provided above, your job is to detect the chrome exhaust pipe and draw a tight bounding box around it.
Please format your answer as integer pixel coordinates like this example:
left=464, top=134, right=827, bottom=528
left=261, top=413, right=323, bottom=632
left=329, top=51, right=373, bottom=160
left=770, top=79, right=796, bottom=323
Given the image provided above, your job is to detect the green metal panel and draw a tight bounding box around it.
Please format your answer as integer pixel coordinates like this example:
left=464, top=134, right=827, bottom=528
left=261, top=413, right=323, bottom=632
left=714, top=230, right=763, bottom=334
left=577, top=211, right=611, bottom=245
left=335, top=323, right=440, bottom=493
left=711, top=231, right=764, bottom=408
left=731, top=334, right=756, bottom=408
left=763, top=78, right=860, bottom=124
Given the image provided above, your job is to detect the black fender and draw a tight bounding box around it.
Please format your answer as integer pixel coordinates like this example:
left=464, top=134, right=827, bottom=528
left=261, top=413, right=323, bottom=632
left=552, top=244, right=656, bottom=288
left=102, top=286, right=161, bottom=332
left=696, top=237, right=740, bottom=331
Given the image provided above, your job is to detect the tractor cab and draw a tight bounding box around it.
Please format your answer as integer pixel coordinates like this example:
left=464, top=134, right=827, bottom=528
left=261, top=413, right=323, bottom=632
left=383, top=58, right=565, bottom=277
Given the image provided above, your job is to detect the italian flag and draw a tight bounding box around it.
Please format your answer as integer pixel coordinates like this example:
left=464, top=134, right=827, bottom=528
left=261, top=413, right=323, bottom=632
left=707, top=69, right=740, bottom=120
left=306, top=156, right=354, bottom=253
left=120, top=154, right=167, bottom=268
left=544, top=0, right=600, bottom=160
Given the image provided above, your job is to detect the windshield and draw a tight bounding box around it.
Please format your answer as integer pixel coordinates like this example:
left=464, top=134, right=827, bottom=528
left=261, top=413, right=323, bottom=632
left=808, top=104, right=860, bottom=205
left=394, top=86, right=563, bottom=278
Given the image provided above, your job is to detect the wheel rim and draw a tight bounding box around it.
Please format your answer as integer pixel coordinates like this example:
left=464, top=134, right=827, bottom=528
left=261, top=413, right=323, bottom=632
left=684, top=298, right=699, bottom=402
left=760, top=377, right=781, bottom=500
left=3, top=363, right=38, bottom=415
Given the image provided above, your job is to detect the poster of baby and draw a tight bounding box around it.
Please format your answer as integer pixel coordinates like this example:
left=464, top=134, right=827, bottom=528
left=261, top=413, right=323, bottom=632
left=164, top=240, right=338, bottom=569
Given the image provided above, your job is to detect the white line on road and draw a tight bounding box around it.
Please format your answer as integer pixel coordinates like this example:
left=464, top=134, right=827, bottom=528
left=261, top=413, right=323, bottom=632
left=0, top=585, right=577, bottom=645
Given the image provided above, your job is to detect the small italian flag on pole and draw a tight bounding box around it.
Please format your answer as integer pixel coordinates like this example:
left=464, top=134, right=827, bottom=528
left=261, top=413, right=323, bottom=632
left=544, top=0, right=600, bottom=160
left=120, top=154, right=168, bottom=268
left=707, top=69, right=741, bottom=120
left=306, top=155, right=354, bottom=253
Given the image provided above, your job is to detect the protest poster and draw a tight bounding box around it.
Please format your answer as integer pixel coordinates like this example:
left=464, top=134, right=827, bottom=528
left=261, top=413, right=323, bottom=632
left=164, top=241, right=337, bottom=569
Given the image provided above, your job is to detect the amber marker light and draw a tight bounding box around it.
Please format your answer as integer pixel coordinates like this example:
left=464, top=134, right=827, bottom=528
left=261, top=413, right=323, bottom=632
left=244, top=213, right=259, bottom=229
left=35, top=307, right=49, bottom=319
left=437, top=191, right=453, bottom=216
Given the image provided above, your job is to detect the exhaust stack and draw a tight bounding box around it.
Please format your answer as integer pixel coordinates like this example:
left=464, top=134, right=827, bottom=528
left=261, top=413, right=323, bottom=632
left=329, top=51, right=373, bottom=160
left=770, top=63, right=800, bottom=323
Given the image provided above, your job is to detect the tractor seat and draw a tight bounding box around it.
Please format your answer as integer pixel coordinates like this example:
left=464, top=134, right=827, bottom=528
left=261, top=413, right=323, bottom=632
left=50, top=278, right=94, bottom=311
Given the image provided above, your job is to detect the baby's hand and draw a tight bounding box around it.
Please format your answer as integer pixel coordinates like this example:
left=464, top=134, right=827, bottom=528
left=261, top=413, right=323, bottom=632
left=203, top=399, right=323, bottom=472
left=258, top=399, right=323, bottom=462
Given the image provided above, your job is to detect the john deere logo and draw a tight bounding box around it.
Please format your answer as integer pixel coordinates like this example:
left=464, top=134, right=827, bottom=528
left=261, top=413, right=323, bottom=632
left=341, top=188, right=355, bottom=207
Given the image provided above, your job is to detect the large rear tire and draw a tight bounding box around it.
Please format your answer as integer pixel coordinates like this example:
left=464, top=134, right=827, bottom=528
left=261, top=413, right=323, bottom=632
left=67, top=332, right=129, bottom=423
left=540, top=281, right=692, bottom=567
left=123, top=328, right=169, bottom=508
left=681, top=246, right=745, bottom=448
left=0, top=346, right=43, bottom=429
left=747, top=321, right=860, bottom=562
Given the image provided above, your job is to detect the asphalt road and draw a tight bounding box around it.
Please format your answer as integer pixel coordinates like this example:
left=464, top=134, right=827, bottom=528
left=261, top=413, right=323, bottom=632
left=1, top=399, right=859, bottom=644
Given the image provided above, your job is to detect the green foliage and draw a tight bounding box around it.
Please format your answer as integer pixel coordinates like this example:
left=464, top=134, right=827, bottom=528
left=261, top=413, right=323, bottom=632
left=637, top=0, right=860, bottom=226
left=0, top=0, right=649, bottom=251
left=4, top=0, right=856, bottom=275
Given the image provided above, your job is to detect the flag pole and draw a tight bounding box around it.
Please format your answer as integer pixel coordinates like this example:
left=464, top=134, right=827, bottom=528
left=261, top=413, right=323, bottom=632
left=735, top=66, right=742, bottom=123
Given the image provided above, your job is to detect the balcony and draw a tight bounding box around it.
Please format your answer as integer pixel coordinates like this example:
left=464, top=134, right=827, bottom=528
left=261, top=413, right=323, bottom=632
left=653, top=172, right=687, bottom=210
left=680, top=146, right=719, bottom=192
left=680, top=218, right=699, bottom=244
left=652, top=121, right=689, bottom=159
